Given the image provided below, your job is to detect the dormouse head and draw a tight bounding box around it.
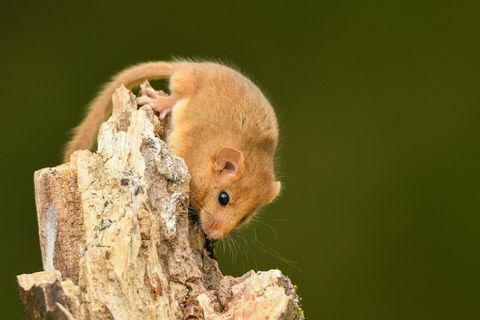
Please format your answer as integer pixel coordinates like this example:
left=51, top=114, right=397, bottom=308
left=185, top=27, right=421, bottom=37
left=194, top=146, right=281, bottom=239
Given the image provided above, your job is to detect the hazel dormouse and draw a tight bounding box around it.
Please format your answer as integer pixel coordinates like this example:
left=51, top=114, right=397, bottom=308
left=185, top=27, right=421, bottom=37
left=65, top=61, right=281, bottom=239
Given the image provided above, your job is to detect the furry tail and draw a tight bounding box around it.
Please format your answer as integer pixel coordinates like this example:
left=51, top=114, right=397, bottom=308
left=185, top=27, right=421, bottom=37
left=63, top=61, right=182, bottom=162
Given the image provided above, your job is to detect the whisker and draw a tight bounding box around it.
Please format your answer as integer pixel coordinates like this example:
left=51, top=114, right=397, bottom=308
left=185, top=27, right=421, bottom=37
left=231, top=232, right=250, bottom=269
left=251, top=218, right=277, bottom=240
left=231, top=237, right=237, bottom=265
left=250, top=237, right=300, bottom=272
left=252, top=228, right=258, bottom=242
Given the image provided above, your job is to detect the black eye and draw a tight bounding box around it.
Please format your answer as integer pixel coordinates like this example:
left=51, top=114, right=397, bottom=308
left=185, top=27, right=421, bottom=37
left=218, top=191, right=229, bottom=206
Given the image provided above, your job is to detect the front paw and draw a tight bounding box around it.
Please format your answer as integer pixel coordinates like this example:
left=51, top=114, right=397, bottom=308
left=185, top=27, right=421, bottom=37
left=137, top=81, right=175, bottom=119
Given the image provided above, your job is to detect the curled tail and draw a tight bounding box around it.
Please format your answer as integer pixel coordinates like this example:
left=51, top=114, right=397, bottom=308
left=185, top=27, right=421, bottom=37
left=63, top=61, right=183, bottom=162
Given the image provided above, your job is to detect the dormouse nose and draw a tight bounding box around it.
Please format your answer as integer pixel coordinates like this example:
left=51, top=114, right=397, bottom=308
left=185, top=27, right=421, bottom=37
left=206, top=229, right=224, bottom=239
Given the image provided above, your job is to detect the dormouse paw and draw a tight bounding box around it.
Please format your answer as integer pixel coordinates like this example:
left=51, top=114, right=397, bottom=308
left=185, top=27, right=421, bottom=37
left=137, top=82, right=176, bottom=119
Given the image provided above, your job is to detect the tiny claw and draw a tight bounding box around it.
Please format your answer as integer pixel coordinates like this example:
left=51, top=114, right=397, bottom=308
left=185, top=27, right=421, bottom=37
left=146, top=87, right=160, bottom=98
left=136, top=96, right=153, bottom=106
left=139, top=81, right=150, bottom=96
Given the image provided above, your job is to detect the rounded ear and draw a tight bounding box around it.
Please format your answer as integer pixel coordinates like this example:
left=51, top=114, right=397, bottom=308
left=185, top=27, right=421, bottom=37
left=214, top=147, right=244, bottom=180
left=268, top=181, right=282, bottom=202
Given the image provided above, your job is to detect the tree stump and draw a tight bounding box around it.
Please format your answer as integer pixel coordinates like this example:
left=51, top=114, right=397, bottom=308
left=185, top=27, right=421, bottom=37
left=17, top=85, right=304, bottom=319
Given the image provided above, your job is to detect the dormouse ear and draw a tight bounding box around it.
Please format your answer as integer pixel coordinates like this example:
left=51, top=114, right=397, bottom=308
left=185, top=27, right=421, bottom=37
left=214, top=147, right=244, bottom=180
left=267, top=181, right=282, bottom=203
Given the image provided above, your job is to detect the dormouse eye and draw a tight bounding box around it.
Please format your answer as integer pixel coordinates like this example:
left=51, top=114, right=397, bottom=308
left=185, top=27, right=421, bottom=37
left=218, top=191, right=230, bottom=206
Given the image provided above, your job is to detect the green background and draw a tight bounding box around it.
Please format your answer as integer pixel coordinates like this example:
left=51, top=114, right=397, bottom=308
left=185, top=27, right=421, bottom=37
left=1, top=1, right=479, bottom=318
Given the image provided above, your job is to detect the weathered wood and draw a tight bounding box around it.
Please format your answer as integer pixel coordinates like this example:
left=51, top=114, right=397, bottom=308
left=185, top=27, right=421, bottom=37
left=17, top=84, right=304, bottom=319
left=17, top=270, right=81, bottom=319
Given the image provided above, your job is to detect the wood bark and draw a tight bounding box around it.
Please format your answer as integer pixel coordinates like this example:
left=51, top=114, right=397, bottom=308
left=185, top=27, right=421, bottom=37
left=17, top=85, right=304, bottom=320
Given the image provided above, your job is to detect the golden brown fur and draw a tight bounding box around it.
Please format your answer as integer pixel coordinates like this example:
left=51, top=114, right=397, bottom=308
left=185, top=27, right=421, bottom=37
left=65, top=60, right=281, bottom=239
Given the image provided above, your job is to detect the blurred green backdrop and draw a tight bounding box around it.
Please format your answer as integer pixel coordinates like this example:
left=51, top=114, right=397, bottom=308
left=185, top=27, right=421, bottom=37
left=1, top=0, right=479, bottom=318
